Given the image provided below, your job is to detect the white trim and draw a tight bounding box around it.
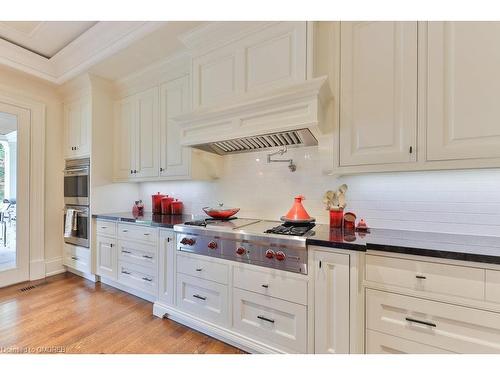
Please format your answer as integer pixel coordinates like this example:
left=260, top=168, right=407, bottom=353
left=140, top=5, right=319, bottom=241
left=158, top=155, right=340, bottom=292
left=45, top=257, right=65, bottom=277
left=65, top=267, right=98, bottom=282
left=100, top=276, right=156, bottom=302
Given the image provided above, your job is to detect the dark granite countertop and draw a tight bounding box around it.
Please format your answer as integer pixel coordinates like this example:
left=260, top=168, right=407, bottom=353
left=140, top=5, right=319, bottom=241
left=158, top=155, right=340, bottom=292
left=92, top=212, right=193, bottom=229
left=307, top=225, right=500, bottom=265
left=93, top=212, right=500, bottom=265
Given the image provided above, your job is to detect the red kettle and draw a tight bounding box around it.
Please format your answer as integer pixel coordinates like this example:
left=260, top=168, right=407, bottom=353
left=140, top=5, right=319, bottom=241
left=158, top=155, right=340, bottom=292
left=281, top=195, right=315, bottom=223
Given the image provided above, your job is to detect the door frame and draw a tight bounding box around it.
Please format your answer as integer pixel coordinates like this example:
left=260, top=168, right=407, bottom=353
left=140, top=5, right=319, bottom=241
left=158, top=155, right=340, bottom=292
left=0, top=87, right=46, bottom=283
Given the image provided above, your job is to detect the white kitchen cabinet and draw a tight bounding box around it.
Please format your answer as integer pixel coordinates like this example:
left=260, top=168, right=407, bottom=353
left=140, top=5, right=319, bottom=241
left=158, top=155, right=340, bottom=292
left=191, top=22, right=307, bottom=109
left=63, top=243, right=91, bottom=274
left=158, top=230, right=175, bottom=306
left=426, top=22, right=500, bottom=161
left=96, top=235, right=117, bottom=280
left=339, top=21, right=418, bottom=166
left=159, top=75, right=191, bottom=178
left=314, top=250, right=350, bottom=354
left=64, top=97, right=91, bottom=159
left=113, top=87, right=159, bottom=180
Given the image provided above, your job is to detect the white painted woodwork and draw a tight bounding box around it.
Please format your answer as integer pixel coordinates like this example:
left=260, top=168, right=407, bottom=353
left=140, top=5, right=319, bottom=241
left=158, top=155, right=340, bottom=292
left=96, top=235, right=117, bottom=279
left=427, top=22, right=500, bottom=161
left=117, top=240, right=157, bottom=269
left=191, top=22, right=307, bottom=109
left=117, top=223, right=158, bottom=245
left=63, top=243, right=91, bottom=274
left=233, top=264, right=308, bottom=305
left=232, top=288, right=307, bottom=353
left=365, top=254, right=485, bottom=300
left=96, top=220, right=117, bottom=237
left=134, top=87, right=159, bottom=178
left=313, top=250, right=350, bottom=354
left=117, top=260, right=157, bottom=295
left=177, top=252, right=229, bottom=285
left=113, top=96, right=136, bottom=179
left=159, top=75, right=191, bottom=178
left=366, top=329, right=454, bottom=354
left=158, top=230, right=175, bottom=306
left=339, top=21, right=418, bottom=166
left=64, top=97, right=91, bottom=158
left=366, top=288, right=500, bottom=353
left=176, top=272, right=229, bottom=326
left=485, top=270, right=500, bottom=304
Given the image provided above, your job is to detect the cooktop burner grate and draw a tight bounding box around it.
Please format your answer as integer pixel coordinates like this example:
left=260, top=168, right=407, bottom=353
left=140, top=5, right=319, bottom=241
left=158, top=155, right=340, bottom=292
left=265, top=222, right=315, bottom=236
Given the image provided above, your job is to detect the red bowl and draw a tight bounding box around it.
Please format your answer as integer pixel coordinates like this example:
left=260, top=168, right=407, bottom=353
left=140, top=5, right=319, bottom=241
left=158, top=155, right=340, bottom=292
left=202, top=207, right=240, bottom=219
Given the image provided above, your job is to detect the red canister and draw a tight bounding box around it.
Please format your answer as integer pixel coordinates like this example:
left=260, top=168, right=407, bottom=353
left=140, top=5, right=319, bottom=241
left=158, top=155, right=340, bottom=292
left=170, top=199, right=183, bottom=215
left=152, top=192, right=166, bottom=214
left=161, top=196, right=174, bottom=215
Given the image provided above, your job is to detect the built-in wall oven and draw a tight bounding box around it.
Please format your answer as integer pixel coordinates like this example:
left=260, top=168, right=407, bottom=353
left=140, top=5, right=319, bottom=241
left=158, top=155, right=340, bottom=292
left=64, top=158, right=90, bottom=206
left=63, top=205, right=90, bottom=247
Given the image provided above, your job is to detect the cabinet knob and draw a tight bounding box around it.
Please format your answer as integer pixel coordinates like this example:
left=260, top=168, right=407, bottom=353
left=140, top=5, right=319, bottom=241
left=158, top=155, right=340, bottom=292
left=160, top=167, right=164, bottom=172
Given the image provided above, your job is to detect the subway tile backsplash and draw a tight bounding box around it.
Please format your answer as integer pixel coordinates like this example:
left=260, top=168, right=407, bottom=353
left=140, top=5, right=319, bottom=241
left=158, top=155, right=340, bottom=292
left=139, top=147, right=500, bottom=237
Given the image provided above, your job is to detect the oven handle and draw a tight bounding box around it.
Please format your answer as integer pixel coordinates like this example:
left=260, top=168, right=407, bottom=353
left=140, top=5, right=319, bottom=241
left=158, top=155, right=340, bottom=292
left=64, top=168, right=89, bottom=176
left=63, top=208, right=89, bottom=218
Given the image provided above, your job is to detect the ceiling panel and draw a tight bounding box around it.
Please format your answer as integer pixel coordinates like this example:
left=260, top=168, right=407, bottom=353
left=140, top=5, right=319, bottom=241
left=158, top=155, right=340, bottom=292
left=0, top=21, right=97, bottom=58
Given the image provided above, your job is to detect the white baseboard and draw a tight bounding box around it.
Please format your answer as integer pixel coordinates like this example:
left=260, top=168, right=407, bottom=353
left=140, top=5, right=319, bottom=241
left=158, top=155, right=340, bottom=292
left=100, top=277, right=156, bottom=302
left=152, top=302, right=286, bottom=354
left=45, top=257, right=65, bottom=277
left=30, top=258, right=46, bottom=280
left=65, top=267, right=98, bottom=282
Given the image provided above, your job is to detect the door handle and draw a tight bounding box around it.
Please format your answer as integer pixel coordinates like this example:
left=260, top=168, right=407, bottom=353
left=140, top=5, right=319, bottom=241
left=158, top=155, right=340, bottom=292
left=257, top=315, right=275, bottom=324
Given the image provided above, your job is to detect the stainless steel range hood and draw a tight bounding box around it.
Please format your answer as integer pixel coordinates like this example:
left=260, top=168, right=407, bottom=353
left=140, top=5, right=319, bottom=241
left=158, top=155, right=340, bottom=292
left=191, top=128, right=318, bottom=155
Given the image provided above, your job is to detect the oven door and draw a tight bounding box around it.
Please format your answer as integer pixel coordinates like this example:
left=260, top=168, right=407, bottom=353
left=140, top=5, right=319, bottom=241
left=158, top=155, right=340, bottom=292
left=64, top=166, right=89, bottom=205
left=63, top=205, right=90, bottom=248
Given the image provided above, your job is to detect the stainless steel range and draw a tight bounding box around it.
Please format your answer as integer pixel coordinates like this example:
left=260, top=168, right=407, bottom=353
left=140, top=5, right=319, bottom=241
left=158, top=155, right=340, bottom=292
left=174, top=218, right=315, bottom=275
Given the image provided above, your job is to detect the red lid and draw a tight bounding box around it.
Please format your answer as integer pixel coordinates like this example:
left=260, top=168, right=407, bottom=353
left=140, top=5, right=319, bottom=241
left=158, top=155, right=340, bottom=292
left=284, top=195, right=312, bottom=221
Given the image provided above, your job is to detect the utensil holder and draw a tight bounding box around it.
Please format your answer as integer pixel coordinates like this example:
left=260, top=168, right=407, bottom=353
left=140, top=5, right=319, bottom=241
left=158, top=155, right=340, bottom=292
left=329, top=208, right=344, bottom=228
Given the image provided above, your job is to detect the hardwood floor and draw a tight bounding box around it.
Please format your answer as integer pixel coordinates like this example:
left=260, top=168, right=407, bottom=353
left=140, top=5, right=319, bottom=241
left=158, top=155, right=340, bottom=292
left=0, top=273, right=245, bottom=354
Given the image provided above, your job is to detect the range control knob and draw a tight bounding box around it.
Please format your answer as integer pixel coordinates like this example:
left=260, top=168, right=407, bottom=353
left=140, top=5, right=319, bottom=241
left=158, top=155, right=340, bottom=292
left=265, top=249, right=275, bottom=259
left=236, top=247, right=246, bottom=255
left=208, top=241, right=218, bottom=250
left=275, top=251, right=286, bottom=261
left=181, top=237, right=195, bottom=246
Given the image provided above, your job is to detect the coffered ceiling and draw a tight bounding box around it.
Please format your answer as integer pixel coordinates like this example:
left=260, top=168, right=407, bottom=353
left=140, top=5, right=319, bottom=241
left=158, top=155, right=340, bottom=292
left=0, top=21, right=166, bottom=84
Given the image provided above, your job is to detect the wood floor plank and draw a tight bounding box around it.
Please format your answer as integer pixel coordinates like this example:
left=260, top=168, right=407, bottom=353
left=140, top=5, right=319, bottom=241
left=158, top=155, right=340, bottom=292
left=0, top=273, right=245, bottom=354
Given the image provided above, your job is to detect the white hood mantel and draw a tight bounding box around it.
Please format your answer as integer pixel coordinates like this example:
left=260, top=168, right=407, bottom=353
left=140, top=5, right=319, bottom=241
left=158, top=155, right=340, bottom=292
left=175, top=76, right=332, bottom=148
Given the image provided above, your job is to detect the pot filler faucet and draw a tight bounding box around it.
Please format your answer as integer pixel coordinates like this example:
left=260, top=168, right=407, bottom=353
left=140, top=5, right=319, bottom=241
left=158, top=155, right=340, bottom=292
left=267, top=146, right=297, bottom=172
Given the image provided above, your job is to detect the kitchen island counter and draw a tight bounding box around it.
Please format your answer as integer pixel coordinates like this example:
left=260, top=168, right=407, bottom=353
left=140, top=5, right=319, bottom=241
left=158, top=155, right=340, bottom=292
left=92, top=212, right=193, bottom=229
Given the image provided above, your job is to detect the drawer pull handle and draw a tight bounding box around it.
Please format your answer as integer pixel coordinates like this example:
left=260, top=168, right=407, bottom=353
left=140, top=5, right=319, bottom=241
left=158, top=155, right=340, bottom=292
left=143, top=233, right=150, bottom=236
left=142, top=255, right=153, bottom=259
left=101, top=226, right=107, bottom=229
left=257, top=315, right=275, bottom=324
left=405, top=317, right=436, bottom=328
left=71, top=256, right=78, bottom=261
left=142, top=277, right=153, bottom=282
left=193, top=294, right=207, bottom=301
left=195, top=268, right=203, bottom=272
left=122, top=230, right=128, bottom=233
left=261, top=284, right=269, bottom=288
left=121, top=270, right=131, bottom=275
left=122, top=250, right=132, bottom=254
left=415, top=275, right=427, bottom=279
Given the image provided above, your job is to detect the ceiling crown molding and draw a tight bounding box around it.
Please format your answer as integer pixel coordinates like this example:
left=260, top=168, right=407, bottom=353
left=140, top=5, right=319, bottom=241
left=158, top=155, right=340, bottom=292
left=0, top=21, right=166, bottom=85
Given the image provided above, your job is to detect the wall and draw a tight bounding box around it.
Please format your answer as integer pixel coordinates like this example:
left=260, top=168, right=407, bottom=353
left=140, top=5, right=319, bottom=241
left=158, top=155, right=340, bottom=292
left=140, top=146, right=500, bottom=237
left=0, top=65, right=64, bottom=274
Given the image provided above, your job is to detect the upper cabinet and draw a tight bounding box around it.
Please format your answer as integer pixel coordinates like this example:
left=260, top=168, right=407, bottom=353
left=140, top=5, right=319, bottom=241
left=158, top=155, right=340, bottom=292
left=190, top=22, right=307, bottom=109
left=426, top=22, right=500, bottom=161
left=64, top=96, right=91, bottom=159
left=339, top=22, right=418, bottom=167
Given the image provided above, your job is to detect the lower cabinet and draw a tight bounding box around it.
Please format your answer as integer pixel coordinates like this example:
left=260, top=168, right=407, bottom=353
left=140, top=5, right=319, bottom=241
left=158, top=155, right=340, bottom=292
left=63, top=243, right=92, bottom=274
left=313, top=250, right=350, bottom=354
left=96, top=235, right=117, bottom=279
left=158, top=230, right=175, bottom=306
left=366, top=329, right=454, bottom=354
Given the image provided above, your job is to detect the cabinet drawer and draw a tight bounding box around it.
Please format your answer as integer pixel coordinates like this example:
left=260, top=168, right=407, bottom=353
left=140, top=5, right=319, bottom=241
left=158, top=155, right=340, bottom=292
left=96, top=220, right=117, bottom=237
left=366, top=289, right=500, bottom=353
left=232, top=288, right=307, bottom=353
left=118, top=241, right=157, bottom=269
left=486, top=270, right=500, bottom=303
left=176, top=273, right=229, bottom=326
left=177, top=252, right=229, bottom=285
left=365, top=254, right=485, bottom=300
left=366, top=329, right=454, bottom=354
left=118, top=223, right=157, bottom=244
left=117, top=261, right=157, bottom=296
left=63, top=244, right=91, bottom=273
left=233, top=265, right=307, bottom=305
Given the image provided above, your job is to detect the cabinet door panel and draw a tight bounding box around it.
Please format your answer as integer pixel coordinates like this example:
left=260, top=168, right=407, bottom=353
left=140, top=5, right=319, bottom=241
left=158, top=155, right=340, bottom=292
left=96, top=236, right=117, bottom=280
left=314, top=251, right=350, bottom=354
left=113, top=97, right=135, bottom=179
left=340, top=21, right=417, bottom=166
left=77, top=97, right=91, bottom=156
left=160, top=76, right=191, bottom=177
left=427, top=22, right=500, bottom=161
left=159, top=230, right=175, bottom=306
left=135, top=87, right=159, bottom=178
